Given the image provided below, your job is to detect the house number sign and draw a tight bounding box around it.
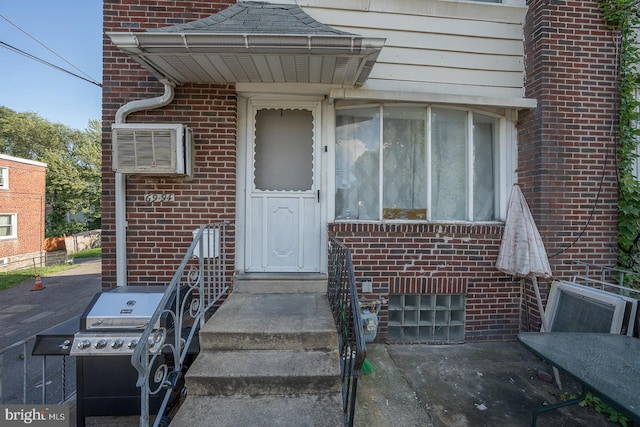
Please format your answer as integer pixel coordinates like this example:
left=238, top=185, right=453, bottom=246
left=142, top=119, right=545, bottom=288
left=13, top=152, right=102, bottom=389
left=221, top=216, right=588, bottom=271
left=144, top=193, right=175, bottom=203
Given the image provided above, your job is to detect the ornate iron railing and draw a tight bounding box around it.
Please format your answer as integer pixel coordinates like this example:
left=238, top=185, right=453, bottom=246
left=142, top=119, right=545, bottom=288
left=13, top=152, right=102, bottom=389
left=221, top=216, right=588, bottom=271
left=131, top=223, right=229, bottom=427
left=327, top=237, right=366, bottom=427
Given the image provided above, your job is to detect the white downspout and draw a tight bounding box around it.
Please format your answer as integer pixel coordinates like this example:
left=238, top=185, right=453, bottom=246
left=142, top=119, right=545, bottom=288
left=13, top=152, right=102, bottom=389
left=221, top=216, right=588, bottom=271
left=113, top=80, right=175, bottom=286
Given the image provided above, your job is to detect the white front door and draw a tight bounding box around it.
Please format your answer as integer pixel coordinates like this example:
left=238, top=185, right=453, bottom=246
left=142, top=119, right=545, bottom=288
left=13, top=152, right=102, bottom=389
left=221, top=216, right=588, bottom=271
left=245, top=102, right=321, bottom=272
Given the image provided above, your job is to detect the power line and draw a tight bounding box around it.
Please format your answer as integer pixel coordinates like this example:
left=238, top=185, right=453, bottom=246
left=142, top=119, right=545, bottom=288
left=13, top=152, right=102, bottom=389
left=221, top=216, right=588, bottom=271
left=0, top=12, right=101, bottom=87
left=0, top=41, right=101, bottom=88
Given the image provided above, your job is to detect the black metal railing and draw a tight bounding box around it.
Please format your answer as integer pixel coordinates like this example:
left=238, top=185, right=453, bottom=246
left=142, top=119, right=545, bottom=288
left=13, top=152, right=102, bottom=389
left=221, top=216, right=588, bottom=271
left=131, top=223, right=229, bottom=427
left=0, top=335, right=75, bottom=406
left=327, top=237, right=366, bottom=427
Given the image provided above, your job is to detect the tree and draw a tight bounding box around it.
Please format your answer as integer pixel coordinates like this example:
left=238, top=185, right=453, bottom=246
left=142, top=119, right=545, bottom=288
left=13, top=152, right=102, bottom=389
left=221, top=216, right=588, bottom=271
left=0, top=106, right=101, bottom=236
left=0, top=106, right=66, bottom=159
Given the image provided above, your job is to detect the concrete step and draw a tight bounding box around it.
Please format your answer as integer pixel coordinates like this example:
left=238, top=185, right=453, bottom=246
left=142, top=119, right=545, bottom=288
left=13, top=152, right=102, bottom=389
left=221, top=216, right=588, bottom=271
left=169, top=393, right=343, bottom=427
left=199, top=293, right=337, bottom=351
left=234, top=273, right=328, bottom=294
left=184, top=349, right=341, bottom=396
left=172, top=289, right=342, bottom=426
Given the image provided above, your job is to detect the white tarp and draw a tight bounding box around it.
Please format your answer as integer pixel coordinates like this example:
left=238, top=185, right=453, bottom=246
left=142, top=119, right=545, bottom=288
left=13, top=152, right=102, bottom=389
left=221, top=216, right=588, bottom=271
left=496, top=185, right=560, bottom=387
left=496, top=184, right=552, bottom=279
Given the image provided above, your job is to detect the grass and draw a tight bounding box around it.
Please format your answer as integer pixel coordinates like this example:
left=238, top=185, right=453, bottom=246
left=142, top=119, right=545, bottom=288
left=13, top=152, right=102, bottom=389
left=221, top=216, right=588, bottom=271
left=0, top=248, right=101, bottom=291
left=70, top=247, right=101, bottom=259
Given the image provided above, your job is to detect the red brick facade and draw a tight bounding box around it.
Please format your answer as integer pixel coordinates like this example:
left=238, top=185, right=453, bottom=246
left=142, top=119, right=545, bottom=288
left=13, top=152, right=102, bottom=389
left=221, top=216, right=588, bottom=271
left=102, top=0, right=621, bottom=342
left=102, top=1, right=237, bottom=287
left=0, top=155, right=47, bottom=269
left=518, top=0, right=619, bottom=329
left=329, top=223, right=522, bottom=341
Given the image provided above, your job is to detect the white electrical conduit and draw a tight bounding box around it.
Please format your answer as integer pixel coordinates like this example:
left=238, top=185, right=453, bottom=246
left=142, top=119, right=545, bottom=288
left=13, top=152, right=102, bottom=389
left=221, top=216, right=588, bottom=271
left=113, top=80, right=175, bottom=286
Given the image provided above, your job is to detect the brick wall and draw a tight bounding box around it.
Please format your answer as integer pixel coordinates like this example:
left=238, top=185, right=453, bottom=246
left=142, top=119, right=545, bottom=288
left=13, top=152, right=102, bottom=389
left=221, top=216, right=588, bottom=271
left=521, top=0, right=619, bottom=269
left=330, top=223, right=523, bottom=342
left=518, top=0, right=620, bottom=328
left=102, top=0, right=237, bottom=288
left=0, top=156, right=46, bottom=264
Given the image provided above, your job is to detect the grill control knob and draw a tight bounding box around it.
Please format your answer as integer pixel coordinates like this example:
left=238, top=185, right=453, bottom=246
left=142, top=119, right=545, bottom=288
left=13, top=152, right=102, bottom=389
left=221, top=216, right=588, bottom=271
left=95, top=339, right=108, bottom=349
left=77, top=340, right=91, bottom=350
left=128, top=339, right=138, bottom=349
left=112, top=339, right=124, bottom=349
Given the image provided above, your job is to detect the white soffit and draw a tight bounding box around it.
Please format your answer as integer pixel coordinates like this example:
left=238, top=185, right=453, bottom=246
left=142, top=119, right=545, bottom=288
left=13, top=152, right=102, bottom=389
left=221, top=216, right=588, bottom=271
left=107, top=33, right=385, bottom=87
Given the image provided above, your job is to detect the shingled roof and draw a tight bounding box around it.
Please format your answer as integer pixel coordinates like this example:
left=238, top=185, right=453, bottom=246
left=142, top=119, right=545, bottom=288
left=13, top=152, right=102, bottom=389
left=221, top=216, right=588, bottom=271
left=107, top=2, right=385, bottom=86
left=156, top=1, right=355, bottom=36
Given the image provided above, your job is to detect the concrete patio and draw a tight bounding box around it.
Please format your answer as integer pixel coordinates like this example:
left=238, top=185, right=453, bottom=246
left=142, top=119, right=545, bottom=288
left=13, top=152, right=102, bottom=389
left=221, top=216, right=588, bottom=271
left=355, top=342, right=613, bottom=427
left=69, top=340, right=616, bottom=427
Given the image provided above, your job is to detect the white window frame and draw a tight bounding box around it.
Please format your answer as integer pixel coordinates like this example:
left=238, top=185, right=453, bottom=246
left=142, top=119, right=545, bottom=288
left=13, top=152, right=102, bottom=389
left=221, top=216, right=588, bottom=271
left=0, top=167, right=7, bottom=190
left=333, top=103, right=510, bottom=223
left=0, top=214, right=17, bottom=239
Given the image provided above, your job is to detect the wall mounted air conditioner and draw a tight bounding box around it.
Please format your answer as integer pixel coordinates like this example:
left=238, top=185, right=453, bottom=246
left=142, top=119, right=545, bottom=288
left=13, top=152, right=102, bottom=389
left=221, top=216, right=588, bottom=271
left=112, top=123, right=193, bottom=175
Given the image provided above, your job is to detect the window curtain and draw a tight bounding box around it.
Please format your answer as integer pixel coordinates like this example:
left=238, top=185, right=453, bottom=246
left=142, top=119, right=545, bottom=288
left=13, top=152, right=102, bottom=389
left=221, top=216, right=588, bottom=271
left=383, top=107, right=427, bottom=219
left=431, top=108, right=467, bottom=220
left=335, top=108, right=380, bottom=220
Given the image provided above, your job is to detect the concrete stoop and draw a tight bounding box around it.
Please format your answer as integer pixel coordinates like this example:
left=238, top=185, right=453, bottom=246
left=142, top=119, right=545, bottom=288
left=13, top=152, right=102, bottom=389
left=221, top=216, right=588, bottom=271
left=170, top=285, right=343, bottom=427
left=232, top=273, right=328, bottom=294
left=198, top=293, right=338, bottom=351
left=171, top=394, right=343, bottom=427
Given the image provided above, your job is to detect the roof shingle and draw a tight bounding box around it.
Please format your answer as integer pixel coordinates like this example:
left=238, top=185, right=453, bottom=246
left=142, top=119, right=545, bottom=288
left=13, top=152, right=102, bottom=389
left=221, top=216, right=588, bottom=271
left=155, top=1, right=355, bottom=36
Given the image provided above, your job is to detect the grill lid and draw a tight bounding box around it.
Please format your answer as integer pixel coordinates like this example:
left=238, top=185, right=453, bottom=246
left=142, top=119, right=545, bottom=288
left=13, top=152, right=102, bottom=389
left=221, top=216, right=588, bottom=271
left=84, top=287, right=166, bottom=331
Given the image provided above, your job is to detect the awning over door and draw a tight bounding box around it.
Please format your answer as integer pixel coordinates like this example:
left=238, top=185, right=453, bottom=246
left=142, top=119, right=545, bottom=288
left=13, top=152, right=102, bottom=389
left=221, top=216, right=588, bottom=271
left=106, top=2, right=386, bottom=87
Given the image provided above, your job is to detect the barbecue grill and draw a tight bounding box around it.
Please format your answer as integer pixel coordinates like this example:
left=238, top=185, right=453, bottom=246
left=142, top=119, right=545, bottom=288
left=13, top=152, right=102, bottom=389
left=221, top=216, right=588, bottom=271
left=33, top=286, right=193, bottom=427
left=71, top=286, right=170, bottom=357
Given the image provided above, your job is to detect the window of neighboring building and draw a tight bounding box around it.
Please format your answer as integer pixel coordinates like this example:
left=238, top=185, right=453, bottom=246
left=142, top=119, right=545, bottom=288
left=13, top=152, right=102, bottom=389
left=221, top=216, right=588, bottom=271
left=0, top=214, right=16, bottom=238
left=335, top=105, right=502, bottom=222
left=0, top=167, right=7, bottom=189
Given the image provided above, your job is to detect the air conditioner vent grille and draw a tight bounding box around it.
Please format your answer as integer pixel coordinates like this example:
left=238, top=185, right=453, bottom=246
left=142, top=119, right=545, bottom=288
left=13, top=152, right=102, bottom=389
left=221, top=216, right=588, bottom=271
left=112, top=124, right=191, bottom=175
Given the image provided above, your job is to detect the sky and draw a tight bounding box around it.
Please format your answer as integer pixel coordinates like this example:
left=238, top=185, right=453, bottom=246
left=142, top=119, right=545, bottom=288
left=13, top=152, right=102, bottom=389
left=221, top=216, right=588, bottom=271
left=0, top=1, right=102, bottom=130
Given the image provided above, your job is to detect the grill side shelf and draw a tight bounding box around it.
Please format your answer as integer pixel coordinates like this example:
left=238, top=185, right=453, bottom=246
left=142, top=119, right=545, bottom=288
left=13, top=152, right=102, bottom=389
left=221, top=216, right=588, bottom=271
left=32, top=315, right=81, bottom=356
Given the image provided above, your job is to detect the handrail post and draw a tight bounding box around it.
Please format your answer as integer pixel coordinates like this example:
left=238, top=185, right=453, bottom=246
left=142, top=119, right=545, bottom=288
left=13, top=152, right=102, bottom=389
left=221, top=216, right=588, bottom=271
left=131, top=223, right=229, bottom=427
left=327, top=237, right=367, bottom=427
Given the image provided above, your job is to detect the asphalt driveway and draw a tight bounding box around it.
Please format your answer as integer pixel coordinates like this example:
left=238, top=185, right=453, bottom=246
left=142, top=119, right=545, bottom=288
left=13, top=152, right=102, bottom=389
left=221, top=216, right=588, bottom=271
left=0, top=258, right=102, bottom=351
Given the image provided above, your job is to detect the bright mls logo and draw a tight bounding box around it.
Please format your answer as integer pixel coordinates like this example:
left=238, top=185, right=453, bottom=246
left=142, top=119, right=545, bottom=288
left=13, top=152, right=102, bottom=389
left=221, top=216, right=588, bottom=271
left=0, top=405, right=68, bottom=427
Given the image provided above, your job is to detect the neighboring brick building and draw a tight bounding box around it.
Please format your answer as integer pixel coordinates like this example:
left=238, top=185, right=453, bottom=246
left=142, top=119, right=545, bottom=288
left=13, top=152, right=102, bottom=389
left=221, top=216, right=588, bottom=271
left=0, top=153, right=47, bottom=271
left=102, top=0, right=620, bottom=342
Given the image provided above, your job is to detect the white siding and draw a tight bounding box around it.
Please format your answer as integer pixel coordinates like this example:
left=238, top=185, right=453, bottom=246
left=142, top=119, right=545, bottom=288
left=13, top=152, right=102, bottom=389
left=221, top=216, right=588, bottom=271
left=298, top=0, right=531, bottom=106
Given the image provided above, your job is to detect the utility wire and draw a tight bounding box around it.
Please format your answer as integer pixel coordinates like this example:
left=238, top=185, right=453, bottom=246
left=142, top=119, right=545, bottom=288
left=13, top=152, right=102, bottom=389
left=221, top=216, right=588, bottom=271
left=0, top=12, right=101, bottom=87
left=0, top=41, right=102, bottom=87
left=548, top=15, right=623, bottom=258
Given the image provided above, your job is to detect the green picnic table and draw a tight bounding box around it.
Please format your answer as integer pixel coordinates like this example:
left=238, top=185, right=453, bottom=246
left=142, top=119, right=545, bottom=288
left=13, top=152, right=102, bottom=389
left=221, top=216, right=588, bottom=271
left=518, top=332, right=640, bottom=426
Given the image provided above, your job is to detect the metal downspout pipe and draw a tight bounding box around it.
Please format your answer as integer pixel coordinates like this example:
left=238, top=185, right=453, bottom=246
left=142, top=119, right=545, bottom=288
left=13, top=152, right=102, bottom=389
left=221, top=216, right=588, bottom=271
left=113, top=80, right=175, bottom=286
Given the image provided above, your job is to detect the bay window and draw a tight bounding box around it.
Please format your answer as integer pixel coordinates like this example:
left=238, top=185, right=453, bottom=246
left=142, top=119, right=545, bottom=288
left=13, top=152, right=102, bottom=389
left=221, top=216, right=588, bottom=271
left=335, top=105, right=501, bottom=222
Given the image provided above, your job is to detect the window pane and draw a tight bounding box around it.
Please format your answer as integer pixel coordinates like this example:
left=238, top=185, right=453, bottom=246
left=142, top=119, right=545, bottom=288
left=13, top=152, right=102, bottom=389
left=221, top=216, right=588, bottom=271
left=335, top=108, right=380, bottom=220
left=254, top=109, right=314, bottom=191
left=383, top=107, right=427, bottom=220
left=431, top=109, right=467, bottom=220
left=473, top=114, right=497, bottom=220
left=0, top=215, right=12, bottom=237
